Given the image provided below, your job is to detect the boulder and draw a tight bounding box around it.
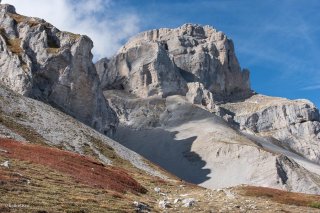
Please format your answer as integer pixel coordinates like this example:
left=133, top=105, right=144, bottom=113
left=0, top=160, right=9, bottom=168
left=182, top=198, right=196, bottom=207
left=186, top=82, right=215, bottom=111
left=154, top=187, right=161, bottom=193
left=158, top=200, right=170, bottom=209
left=133, top=201, right=150, bottom=212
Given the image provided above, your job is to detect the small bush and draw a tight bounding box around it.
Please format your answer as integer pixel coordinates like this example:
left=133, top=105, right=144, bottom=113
left=241, top=186, right=320, bottom=208
left=310, top=202, right=320, bottom=209
left=111, top=192, right=124, bottom=199
left=0, top=29, right=23, bottom=54
left=9, top=13, right=27, bottom=23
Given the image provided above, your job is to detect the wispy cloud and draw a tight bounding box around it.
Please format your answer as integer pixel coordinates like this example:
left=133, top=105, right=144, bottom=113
left=2, top=0, right=141, bottom=59
left=228, top=1, right=320, bottom=81
left=301, top=85, right=320, bottom=91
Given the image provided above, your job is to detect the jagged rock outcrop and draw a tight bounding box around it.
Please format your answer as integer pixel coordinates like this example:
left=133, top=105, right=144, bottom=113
left=0, top=4, right=118, bottom=135
left=96, top=41, right=188, bottom=98
left=220, top=94, right=320, bottom=164
left=96, top=24, right=251, bottom=101
left=186, top=82, right=216, bottom=111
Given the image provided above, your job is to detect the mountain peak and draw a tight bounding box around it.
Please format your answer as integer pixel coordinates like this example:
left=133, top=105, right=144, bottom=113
left=0, top=4, right=16, bottom=14
left=97, top=23, right=251, bottom=104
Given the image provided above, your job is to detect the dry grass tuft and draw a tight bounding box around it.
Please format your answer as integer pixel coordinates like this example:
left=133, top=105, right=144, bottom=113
left=0, top=28, right=22, bottom=54
left=240, top=186, right=320, bottom=209
left=0, top=112, right=47, bottom=146
left=0, top=153, right=137, bottom=212
left=6, top=37, right=22, bottom=54
left=9, top=13, right=27, bottom=23
left=9, top=13, right=40, bottom=27
left=46, top=47, right=60, bottom=54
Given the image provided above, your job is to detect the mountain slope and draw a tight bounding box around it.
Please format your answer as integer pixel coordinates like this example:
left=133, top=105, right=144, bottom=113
left=2, top=139, right=320, bottom=212
left=96, top=24, right=320, bottom=195
left=107, top=91, right=320, bottom=194
left=0, top=83, right=164, bottom=178
left=3, top=83, right=320, bottom=212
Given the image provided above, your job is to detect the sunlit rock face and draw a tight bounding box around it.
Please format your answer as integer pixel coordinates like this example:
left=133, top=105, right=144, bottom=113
left=0, top=4, right=118, bottom=135
left=96, top=24, right=251, bottom=100
left=220, top=95, right=320, bottom=164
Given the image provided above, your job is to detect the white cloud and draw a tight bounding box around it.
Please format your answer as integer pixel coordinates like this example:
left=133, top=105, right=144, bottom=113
left=2, top=0, right=141, bottom=59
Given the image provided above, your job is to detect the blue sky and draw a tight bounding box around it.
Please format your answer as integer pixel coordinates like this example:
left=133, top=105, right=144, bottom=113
left=4, top=0, right=320, bottom=106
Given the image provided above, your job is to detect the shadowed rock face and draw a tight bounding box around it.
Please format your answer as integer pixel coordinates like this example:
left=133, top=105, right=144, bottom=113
left=96, top=24, right=251, bottom=100
left=0, top=4, right=118, bottom=135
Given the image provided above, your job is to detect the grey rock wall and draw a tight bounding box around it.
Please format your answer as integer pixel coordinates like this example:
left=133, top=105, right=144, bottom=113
left=96, top=24, right=251, bottom=101
left=0, top=4, right=118, bottom=135
left=220, top=95, right=320, bottom=164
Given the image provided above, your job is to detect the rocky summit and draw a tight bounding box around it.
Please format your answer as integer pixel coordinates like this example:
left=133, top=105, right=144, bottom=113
left=0, top=4, right=118, bottom=136
left=96, top=24, right=251, bottom=102
left=1, top=3, right=320, bottom=212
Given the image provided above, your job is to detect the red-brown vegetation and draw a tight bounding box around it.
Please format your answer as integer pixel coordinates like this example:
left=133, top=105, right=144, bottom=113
left=240, top=186, right=320, bottom=207
left=0, top=138, right=146, bottom=194
left=0, top=169, right=13, bottom=181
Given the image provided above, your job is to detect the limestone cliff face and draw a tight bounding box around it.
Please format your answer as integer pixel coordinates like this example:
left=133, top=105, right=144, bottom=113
left=96, top=24, right=251, bottom=100
left=220, top=95, right=320, bottom=164
left=96, top=41, right=188, bottom=98
left=0, top=4, right=118, bottom=135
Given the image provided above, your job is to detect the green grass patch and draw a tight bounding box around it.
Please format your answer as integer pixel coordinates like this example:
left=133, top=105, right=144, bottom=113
left=310, top=202, right=320, bottom=209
